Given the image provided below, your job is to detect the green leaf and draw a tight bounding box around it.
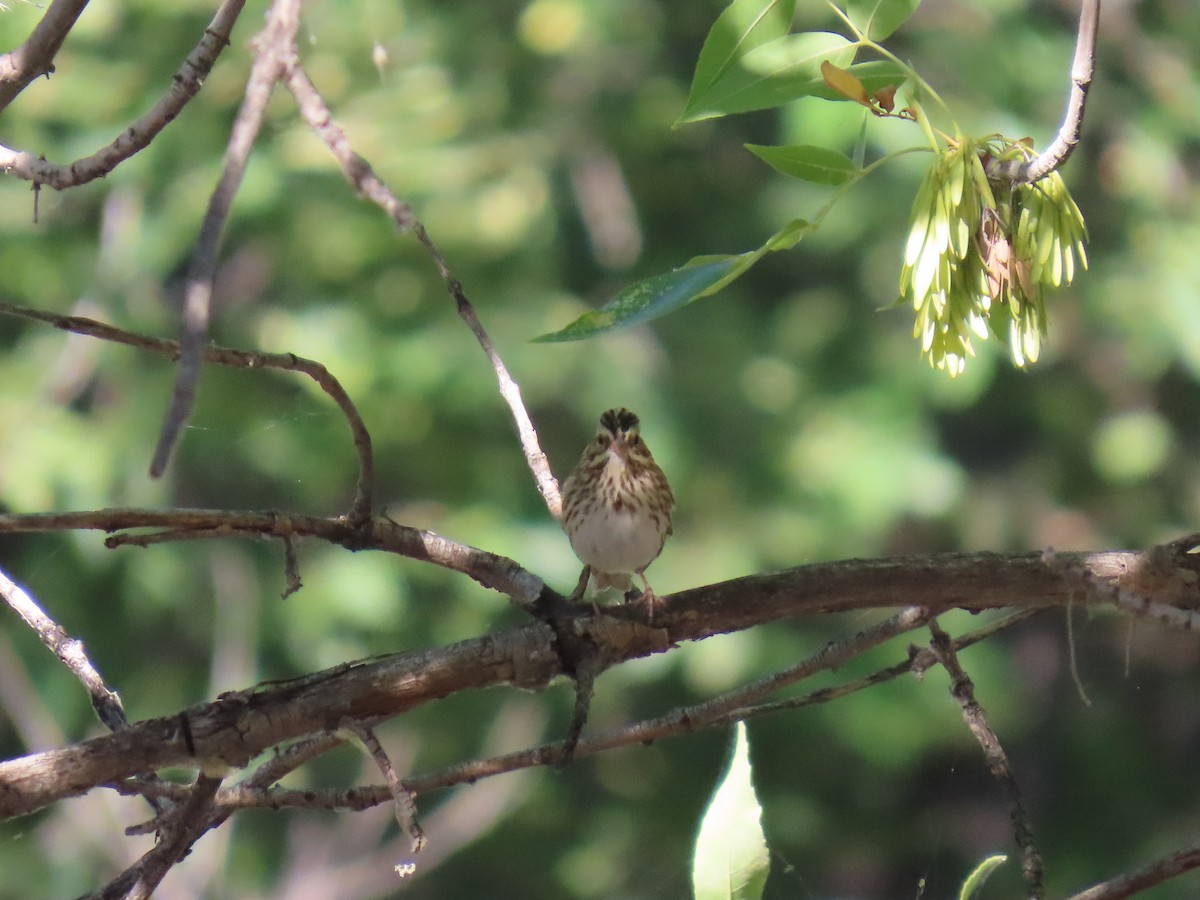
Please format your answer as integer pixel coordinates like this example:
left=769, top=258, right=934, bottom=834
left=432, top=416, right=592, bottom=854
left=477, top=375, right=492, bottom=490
left=680, top=0, right=797, bottom=125
left=534, top=220, right=816, bottom=342
left=678, top=31, right=856, bottom=122
left=692, top=723, right=770, bottom=900
left=532, top=256, right=746, bottom=342
left=958, top=854, right=1008, bottom=900
left=764, top=217, right=815, bottom=250
left=745, top=144, right=859, bottom=185
left=846, top=0, right=922, bottom=40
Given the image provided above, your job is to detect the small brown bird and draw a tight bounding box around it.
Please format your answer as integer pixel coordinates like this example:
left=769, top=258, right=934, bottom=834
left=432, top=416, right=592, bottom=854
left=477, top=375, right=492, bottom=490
left=562, top=408, right=674, bottom=617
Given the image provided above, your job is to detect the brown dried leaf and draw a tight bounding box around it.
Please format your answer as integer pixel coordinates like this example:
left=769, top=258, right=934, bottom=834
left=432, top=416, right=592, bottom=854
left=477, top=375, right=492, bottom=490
left=820, top=60, right=870, bottom=106
left=873, top=84, right=898, bottom=113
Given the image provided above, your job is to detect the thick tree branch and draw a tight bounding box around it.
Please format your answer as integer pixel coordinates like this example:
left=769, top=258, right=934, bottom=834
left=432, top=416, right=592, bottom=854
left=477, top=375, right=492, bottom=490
left=992, top=0, right=1100, bottom=184
left=3, top=540, right=1199, bottom=821
left=0, top=0, right=89, bottom=112
left=0, top=0, right=248, bottom=187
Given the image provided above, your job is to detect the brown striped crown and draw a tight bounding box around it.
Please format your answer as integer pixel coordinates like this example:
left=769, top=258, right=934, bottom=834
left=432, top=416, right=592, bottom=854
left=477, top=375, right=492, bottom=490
left=598, top=408, right=640, bottom=441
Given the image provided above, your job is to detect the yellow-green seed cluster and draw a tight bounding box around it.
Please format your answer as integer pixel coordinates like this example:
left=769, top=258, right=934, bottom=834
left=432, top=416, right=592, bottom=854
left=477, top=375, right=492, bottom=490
left=900, top=136, right=1088, bottom=376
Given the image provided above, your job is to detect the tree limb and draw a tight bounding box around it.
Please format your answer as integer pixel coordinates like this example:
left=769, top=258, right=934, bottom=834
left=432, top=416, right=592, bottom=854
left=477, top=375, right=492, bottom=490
left=0, top=0, right=89, bottom=112
left=4, top=540, right=1199, bottom=822
left=992, top=0, right=1101, bottom=184
left=0, top=566, right=127, bottom=732
left=281, top=58, right=563, bottom=520
left=0, top=0, right=248, bottom=185
left=150, top=0, right=299, bottom=479
left=0, top=301, right=376, bottom=528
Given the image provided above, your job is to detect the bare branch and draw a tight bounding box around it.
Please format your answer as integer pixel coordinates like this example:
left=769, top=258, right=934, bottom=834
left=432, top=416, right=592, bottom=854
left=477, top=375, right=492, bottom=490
left=150, top=0, right=300, bottom=479
left=5, top=540, right=1200, bottom=822
left=992, top=0, right=1100, bottom=185
left=281, top=59, right=563, bottom=520
left=106, top=609, right=1043, bottom=817
left=1064, top=842, right=1200, bottom=900
left=0, top=565, right=127, bottom=732
left=0, top=301, right=375, bottom=526
left=0, top=508, right=546, bottom=603
left=342, top=720, right=426, bottom=858
left=103, top=773, right=225, bottom=900
left=929, top=619, right=1044, bottom=898
left=0, top=0, right=89, bottom=112
left=0, top=0, right=248, bottom=187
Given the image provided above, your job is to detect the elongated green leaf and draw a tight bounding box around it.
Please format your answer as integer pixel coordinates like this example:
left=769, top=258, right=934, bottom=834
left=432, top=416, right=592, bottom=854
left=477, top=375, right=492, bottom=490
left=681, top=0, right=797, bottom=125
left=746, top=144, right=859, bottom=185
left=532, top=257, right=746, bottom=342
left=846, top=0, right=922, bottom=40
left=678, top=31, right=855, bottom=122
left=692, top=723, right=769, bottom=900
left=534, top=219, right=814, bottom=342
left=958, top=854, right=1008, bottom=900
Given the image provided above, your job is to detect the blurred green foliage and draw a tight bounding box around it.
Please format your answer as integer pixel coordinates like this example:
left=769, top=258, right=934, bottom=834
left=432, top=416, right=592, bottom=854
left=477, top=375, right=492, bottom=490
left=2, top=0, right=1200, bottom=897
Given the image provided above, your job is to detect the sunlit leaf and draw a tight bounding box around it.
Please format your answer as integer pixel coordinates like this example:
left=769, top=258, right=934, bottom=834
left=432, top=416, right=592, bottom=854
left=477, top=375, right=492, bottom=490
left=693, top=723, right=769, bottom=900
left=746, top=143, right=859, bottom=185
left=680, top=0, right=798, bottom=125
left=846, top=0, right=922, bottom=40
left=677, top=31, right=856, bottom=122
left=533, top=256, right=747, bottom=342
left=958, top=854, right=1008, bottom=900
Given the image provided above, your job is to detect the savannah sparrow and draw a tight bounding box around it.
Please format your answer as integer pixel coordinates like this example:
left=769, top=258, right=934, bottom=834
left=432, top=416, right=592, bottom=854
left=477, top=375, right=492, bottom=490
left=562, top=408, right=674, bottom=617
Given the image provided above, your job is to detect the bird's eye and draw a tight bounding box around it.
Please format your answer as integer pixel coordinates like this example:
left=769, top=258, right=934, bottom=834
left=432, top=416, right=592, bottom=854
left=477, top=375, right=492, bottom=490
left=629, top=434, right=641, bottom=446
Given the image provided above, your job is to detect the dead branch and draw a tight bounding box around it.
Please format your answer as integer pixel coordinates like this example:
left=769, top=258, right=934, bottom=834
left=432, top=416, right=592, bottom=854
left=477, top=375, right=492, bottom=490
left=0, top=0, right=90, bottom=112
left=0, top=301, right=376, bottom=526
left=930, top=619, right=1044, bottom=897
left=4, top=540, right=1200, bottom=822
left=0, top=1, right=248, bottom=185
left=150, top=0, right=300, bottom=479
left=281, top=58, right=562, bottom=519
left=1064, top=842, right=1200, bottom=900
left=0, top=566, right=127, bottom=732
left=0, top=508, right=546, bottom=603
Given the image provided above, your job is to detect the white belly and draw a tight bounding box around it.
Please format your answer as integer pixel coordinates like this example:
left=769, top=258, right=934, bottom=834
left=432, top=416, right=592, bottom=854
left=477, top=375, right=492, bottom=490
left=568, top=504, right=663, bottom=576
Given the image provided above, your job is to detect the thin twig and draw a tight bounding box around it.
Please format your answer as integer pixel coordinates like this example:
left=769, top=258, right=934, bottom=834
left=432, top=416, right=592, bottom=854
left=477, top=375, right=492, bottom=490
left=1063, top=843, right=1200, bottom=900
left=281, top=59, right=563, bottom=520
left=929, top=619, right=1044, bottom=898
left=0, top=566, right=127, bottom=732
left=0, top=0, right=89, bottom=112
left=0, top=301, right=375, bottom=528
left=150, top=0, right=300, bottom=479
left=992, top=0, right=1100, bottom=185
left=0, top=0, right=248, bottom=185
left=342, top=719, right=427, bottom=858
left=99, top=773, right=225, bottom=900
